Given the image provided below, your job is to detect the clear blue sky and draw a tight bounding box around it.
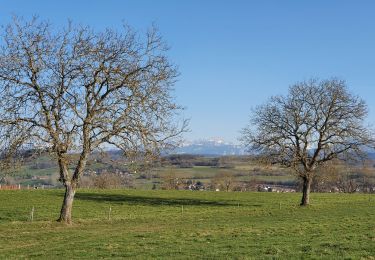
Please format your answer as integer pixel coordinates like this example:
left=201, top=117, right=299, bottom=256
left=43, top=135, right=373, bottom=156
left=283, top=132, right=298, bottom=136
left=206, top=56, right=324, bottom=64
left=1, top=0, right=375, bottom=143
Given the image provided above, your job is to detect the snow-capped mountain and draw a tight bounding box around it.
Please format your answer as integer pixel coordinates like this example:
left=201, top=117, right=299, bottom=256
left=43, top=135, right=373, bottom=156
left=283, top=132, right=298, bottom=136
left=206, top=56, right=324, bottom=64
left=174, top=138, right=246, bottom=156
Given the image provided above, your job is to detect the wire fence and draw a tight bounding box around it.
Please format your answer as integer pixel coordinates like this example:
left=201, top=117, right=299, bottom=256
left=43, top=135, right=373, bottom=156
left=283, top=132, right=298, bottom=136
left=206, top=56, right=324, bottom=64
left=0, top=184, right=54, bottom=190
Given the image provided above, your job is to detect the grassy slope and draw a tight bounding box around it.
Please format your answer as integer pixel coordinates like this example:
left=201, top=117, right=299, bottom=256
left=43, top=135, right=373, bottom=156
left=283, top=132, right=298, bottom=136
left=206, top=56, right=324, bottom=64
left=0, top=190, right=374, bottom=259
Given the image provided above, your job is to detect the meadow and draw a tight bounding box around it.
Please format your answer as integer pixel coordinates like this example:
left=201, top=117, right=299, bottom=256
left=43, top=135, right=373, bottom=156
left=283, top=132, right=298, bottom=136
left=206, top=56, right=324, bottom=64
left=0, top=189, right=374, bottom=259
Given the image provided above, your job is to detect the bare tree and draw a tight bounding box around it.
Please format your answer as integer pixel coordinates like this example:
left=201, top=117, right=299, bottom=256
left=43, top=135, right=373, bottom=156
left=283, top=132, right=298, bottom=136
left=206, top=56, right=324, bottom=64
left=311, top=161, right=342, bottom=192
left=161, top=172, right=181, bottom=190
left=211, top=172, right=235, bottom=191
left=93, top=171, right=133, bottom=189
left=241, top=79, right=374, bottom=205
left=0, top=17, right=187, bottom=223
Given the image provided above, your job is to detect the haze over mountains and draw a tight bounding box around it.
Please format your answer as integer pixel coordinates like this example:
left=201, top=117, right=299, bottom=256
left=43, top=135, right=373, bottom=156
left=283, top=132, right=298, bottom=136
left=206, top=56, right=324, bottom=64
left=172, top=138, right=375, bottom=158
left=174, top=137, right=246, bottom=156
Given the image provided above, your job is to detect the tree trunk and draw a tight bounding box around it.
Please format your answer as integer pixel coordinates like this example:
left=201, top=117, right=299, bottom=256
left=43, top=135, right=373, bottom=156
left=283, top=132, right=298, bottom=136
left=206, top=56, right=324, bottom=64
left=300, top=176, right=312, bottom=206
left=57, top=183, right=76, bottom=224
left=56, top=150, right=88, bottom=224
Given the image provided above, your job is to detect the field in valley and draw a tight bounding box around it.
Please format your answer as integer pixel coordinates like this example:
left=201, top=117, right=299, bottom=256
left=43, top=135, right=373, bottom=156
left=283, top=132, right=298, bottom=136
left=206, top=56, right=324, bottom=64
left=0, top=189, right=374, bottom=259
left=2, top=154, right=297, bottom=191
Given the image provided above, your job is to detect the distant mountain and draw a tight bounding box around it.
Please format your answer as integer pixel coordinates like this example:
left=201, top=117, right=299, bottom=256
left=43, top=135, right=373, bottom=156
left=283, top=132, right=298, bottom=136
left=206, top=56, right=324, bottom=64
left=365, top=152, right=375, bottom=160
left=173, top=138, right=246, bottom=156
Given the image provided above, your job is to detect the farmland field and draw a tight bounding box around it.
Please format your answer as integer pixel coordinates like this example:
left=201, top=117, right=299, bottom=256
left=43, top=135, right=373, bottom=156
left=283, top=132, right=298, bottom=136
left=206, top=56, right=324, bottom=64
left=3, top=154, right=298, bottom=190
left=0, top=189, right=374, bottom=259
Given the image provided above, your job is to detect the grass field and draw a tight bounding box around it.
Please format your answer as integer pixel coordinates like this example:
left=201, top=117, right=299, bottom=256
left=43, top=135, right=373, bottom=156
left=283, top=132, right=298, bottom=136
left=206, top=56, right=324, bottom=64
left=0, top=189, right=374, bottom=259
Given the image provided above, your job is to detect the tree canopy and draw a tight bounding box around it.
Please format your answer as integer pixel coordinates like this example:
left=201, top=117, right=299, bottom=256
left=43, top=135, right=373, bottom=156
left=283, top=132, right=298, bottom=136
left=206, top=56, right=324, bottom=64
left=0, top=17, right=187, bottom=222
left=241, top=78, right=374, bottom=205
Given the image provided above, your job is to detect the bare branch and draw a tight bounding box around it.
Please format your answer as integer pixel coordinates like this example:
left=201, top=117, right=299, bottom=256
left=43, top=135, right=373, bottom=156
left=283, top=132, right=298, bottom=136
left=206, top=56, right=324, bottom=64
left=241, top=78, right=375, bottom=205
left=0, top=17, right=187, bottom=222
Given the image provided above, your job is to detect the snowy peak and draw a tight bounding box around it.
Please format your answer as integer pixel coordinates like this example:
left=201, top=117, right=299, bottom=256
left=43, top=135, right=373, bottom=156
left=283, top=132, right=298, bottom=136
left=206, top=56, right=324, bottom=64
left=176, top=138, right=245, bottom=156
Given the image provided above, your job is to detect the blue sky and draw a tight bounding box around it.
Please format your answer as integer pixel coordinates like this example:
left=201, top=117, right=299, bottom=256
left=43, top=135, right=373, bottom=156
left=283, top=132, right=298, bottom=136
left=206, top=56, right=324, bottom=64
left=1, top=0, right=375, bottom=143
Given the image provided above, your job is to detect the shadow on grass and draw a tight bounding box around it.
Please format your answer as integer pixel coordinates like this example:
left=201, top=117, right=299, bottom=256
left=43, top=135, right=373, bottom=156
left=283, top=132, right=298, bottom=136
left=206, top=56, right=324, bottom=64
left=74, top=192, right=256, bottom=207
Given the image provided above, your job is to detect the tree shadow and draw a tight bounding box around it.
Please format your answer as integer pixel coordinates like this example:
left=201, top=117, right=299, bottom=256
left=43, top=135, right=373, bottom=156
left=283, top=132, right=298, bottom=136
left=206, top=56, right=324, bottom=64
left=74, top=192, right=241, bottom=207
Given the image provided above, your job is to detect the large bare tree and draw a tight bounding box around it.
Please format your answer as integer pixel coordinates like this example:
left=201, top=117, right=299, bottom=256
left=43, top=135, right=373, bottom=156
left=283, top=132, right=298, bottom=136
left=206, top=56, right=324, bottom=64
left=241, top=79, right=374, bottom=205
left=0, top=17, right=187, bottom=223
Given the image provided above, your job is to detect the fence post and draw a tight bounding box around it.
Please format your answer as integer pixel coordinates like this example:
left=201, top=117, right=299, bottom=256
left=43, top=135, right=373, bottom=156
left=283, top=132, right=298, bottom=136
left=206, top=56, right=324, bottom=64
left=108, top=206, right=112, bottom=221
left=30, top=206, right=34, bottom=222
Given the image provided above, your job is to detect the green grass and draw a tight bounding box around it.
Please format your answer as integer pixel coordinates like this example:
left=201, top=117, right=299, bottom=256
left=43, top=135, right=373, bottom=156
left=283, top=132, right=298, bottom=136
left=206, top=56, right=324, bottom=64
left=0, top=190, right=374, bottom=259
left=154, top=165, right=295, bottom=185
left=156, top=166, right=234, bottom=178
